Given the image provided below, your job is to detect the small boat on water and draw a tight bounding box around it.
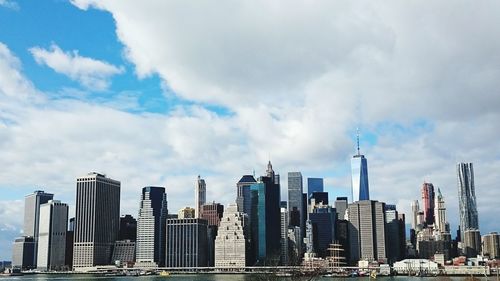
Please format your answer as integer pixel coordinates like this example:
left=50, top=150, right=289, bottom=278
left=0, top=268, right=23, bottom=277
left=159, top=270, right=170, bottom=277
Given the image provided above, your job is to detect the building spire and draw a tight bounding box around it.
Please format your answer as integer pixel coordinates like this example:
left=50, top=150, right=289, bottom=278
left=356, top=128, right=360, bottom=156
left=266, top=160, right=275, bottom=178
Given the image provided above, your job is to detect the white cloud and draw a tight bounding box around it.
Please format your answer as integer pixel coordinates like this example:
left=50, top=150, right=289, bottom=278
left=68, top=0, right=500, bottom=233
left=0, top=0, right=18, bottom=10
left=29, top=43, right=124, bottom=91
left=0, top=42, right=37, bottom=99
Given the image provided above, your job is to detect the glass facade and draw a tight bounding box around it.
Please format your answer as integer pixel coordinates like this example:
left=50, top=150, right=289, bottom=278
left=351, top=155, right=369, bottom=202
left=309, top=206, right=336, bottom=258
left=307, top=178, right=324, bottom=199
left=287, top=172, right=303, bottom=229
left=249, top=176, right=281, bottom=265
left=457, top=163, right=479, bottom=238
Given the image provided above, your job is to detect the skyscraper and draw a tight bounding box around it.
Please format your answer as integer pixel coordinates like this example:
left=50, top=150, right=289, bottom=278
left=457, top=162, right=479, bottom=239
left=165, top=218, right=208, bottom=267
left=351, top=132, right=369, bottom=202
left=421, top=182, right=435, bottom=225
left=215, top=203, right=247, bottom=268
left=411, top=200, right=419, bottom=230
left=136, top=186, right=168, bottom=267
left=348, top=200, right=386, bottom=263
left=202, top=202, right=224, bottom=267
left=280, top=207, right=289, bottom=265
left=434, top=188, right=447, bottom=233
left=287, top=172, right=303, bottom=235
left=249, top=162, right=281, bottom=265
left=24, top=190, right=54, bottom=237
left=307, top=178, right=324, bottom=199
left=11, top=237, right=35, bottom=270
left=482, top=232, right=500, bottom=259
left=236, top=175, right=256, bottom=215
left=37, top=200, right=68, bottom=271
left=202, top=202, right=224, bottom=227
left=195, top=175, right=206, bottom=218
left=119, top=215, right=137, bottom=241
left=73, top=172, right=120, bottom=269
left=335, top=197, right=348, bottom=220
left=23, top=190, right=54, bottom=266
left=463, top=229, right=481, bottom=257
left=309, top=205, right=336, bottom=258
left=384, top=205, right=401, bottom=263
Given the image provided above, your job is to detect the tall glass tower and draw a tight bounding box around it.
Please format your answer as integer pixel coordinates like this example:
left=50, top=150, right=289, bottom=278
left=351, top=131, right=369, bottom=202
left=457, top=162, right=479, bottom=239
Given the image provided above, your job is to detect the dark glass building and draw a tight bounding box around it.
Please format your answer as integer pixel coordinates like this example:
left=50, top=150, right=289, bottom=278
left=119, top=215, right=137, bottom=241
left=307, top=178, right=324, bottom=199
left=457, top=162, right=479, bottom=239
left=236, top=175, right=257, bottom=216
left=309, top=206, right=336, bottom=258
left=250, top=169, right=281, bottom=265
left=309, top=191, right=328, bottom=206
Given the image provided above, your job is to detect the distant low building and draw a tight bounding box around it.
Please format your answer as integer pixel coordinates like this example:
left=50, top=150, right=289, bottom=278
left=482, top=232, right=500, bottom=259
left=178, top=207, right=195, bottom=219
left=112, top=240, right=135, bottom=266
left=12, top=236, right=35, bottom=270
left=463, top=229, right=481, bottom=257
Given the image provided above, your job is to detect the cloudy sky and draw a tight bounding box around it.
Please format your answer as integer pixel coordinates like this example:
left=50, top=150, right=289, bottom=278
left=1, top=0, right=500, bottom=259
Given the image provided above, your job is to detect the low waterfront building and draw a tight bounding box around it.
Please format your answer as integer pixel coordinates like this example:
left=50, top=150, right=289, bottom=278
left=111, top=240, right=135, bottom=266
left=444, top=265, right=490, bottom=275
left=392, top=259, right=439, bottom=275
left=12, top=236, right=35, bottom=270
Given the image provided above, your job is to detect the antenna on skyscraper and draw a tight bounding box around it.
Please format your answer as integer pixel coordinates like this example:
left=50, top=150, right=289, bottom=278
left=356, top=128, right=360, bottom=156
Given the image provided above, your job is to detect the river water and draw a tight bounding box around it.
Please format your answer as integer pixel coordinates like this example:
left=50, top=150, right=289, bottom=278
left=0, top=275, right=482, bottom=281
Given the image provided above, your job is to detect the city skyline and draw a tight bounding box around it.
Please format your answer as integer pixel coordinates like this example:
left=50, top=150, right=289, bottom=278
left=1, top=1, right=500, bottom=260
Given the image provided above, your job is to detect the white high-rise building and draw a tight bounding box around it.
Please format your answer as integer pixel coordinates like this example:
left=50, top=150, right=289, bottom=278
left=136, top=187, right=168, bottom=268
left=22, top=190, right=54, bottom=267
left=73, top=173, right=120, bottom=269
left=434, top=189, right=447, bottom=233
left=280, top=207, right=289, bottom=265
left=411, top=200, right=419, bottom=230
left=214, top=203, right=246, bottom=268
left=195, top=176, right=206, bottom=218
left=37, top=200, right=68, bottom=271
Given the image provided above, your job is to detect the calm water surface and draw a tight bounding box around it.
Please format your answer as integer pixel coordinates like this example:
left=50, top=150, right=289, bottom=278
left=0, top=275, right=481, bottom=281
